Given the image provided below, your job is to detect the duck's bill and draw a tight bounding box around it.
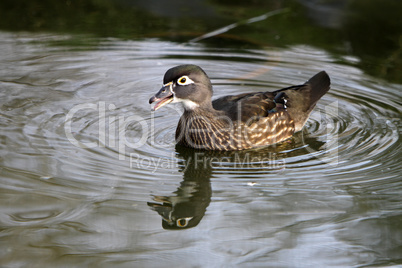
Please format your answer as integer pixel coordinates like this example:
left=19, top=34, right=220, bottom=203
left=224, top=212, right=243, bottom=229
left=147, top=195, right=172, bottom=222
left=149, top=95, right=173, bottom=111
left=149, top=87, right=174, bottom=111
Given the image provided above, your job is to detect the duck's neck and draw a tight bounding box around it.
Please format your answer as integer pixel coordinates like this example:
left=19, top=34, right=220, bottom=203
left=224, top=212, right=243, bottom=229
left=182, top=100, right=215, bottom=114
left=180, top=99, right=200, bottom=111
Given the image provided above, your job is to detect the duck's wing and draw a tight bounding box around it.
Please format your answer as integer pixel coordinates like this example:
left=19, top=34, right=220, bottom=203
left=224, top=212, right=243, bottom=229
left=212, top=71, right=330, bottom=130
left=212, top=91, right=276, bottom=123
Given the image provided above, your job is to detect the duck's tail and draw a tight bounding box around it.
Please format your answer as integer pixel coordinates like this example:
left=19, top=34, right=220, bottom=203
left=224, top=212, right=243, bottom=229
left=274, top=71, right=331, bottom=131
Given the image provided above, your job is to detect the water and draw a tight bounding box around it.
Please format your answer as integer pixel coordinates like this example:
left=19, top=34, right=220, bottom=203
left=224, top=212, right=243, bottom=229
left=0, top=31, right=401, bottom=267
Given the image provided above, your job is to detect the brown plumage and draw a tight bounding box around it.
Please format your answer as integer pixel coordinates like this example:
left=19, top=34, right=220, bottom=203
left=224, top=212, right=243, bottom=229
left=149, top=65, right=330, bottom=150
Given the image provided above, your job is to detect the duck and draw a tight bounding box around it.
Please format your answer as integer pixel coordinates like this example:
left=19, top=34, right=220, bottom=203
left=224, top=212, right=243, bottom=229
left=149, top=64, right=330, bottom=150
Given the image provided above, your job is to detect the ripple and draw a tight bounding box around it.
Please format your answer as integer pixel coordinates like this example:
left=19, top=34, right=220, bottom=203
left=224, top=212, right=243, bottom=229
left=1, top=36, right=400, bottom=188
left=143, top=57, right=400, bottom=188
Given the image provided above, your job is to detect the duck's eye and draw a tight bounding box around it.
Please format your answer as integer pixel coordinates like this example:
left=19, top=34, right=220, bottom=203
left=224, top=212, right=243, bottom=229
left=177, top=76, right=194, bottom=86
left=176, top=217, right=194, bottom=227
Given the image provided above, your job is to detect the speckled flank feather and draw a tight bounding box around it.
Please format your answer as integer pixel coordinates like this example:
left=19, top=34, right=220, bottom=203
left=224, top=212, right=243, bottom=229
left=175, top=104, right=295, bottom=150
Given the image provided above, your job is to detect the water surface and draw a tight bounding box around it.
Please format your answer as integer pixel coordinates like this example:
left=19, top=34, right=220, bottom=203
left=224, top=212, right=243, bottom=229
left=0, top=31, right=401, bottom=267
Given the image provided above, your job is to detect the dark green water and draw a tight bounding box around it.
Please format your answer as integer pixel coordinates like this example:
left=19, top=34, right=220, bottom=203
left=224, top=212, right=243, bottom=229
left=0, top=1, right=401, bottom=267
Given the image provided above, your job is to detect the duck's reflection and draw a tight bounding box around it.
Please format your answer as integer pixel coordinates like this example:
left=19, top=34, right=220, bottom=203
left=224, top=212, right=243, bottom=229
left=147, top=145, right=212, bottom=229
left=148, top=133, right=326, bottom=230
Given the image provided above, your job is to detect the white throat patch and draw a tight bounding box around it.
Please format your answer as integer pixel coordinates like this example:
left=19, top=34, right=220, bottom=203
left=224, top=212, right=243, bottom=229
left=172, top=96, right=199, bottom=110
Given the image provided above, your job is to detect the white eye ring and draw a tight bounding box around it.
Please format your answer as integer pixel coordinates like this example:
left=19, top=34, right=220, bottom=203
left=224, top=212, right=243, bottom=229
left=176, top=217, right=194, bottom=227
left=177, top=76, right=194, bottom=86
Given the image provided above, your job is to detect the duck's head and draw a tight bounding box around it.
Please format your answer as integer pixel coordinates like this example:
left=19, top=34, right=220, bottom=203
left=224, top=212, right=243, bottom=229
left=149, top=64, right=213, bottom=111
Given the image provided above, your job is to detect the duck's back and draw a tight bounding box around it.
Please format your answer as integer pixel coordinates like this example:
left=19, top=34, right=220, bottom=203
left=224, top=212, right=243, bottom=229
left=212, top=71, right=330, bottom=131
left=212, top=91, right=276, bottom=123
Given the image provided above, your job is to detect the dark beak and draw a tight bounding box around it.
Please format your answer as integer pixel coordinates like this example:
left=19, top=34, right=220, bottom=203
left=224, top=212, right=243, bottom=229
left=149, top=83, right=174, bottom=111
left=147, top=202, right=173, bottom=221
left=147, top=195, right=174, bottom=224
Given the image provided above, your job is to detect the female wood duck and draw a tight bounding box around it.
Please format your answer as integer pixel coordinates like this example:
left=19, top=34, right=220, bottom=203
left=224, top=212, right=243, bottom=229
left=149, top=64, right=330, bottom=150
